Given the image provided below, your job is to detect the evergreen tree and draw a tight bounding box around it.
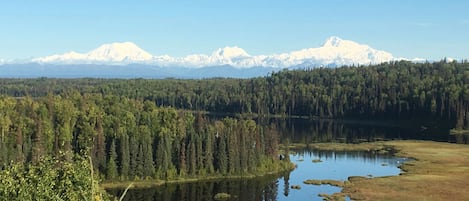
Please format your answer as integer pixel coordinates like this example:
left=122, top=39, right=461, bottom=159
left=188, top=138, right=196, bottom=175
left=140, top=125, right=154, bottom=177
left=106, top=140, right=118, bottom=180
left=119, top=132, right=130, bottom=180
left=93, top=115, right=106, bottom=173
left=204, top=126, right=214, bottom=174
left=216, top=129, right=228, bottom=175
left=179, top=139, right=187, bottom=177
left=129, top=133, right=139, bottom=178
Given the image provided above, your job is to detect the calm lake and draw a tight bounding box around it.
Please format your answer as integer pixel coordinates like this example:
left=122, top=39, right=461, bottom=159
left=268, top=117, right=455, bottom=143
left=107, top=118, right=427, bottom=201
left=107, top=150, right=407, bottom=201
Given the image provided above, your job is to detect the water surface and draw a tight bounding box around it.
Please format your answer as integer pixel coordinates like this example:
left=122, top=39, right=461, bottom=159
left=108, top=150, right=406, bottom=201
left=278, top=150, right=408, bottom=201
left=108, top=117, right=426, bottom=200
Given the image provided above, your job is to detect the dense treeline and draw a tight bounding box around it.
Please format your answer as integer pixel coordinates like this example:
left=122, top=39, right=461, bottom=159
left=1, top=60, right=468, bottom=129
left=0, top=94, right=284, bottom=180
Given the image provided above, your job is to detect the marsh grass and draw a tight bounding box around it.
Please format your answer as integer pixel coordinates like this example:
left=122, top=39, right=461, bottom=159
left=213, top=192, right=231, bottom=200
left=312, top=159, right=323, bottom=163
left=318, top=193, right=347, bottom=201
left=295, top=141, right=469, bottom=200
left=282, top=142, right=395, bottom=154
left=449, top=129, right=469, bottom=135
left=341, top=141, right=469, bottom=201
left=303, top=179, right=345, bottom=187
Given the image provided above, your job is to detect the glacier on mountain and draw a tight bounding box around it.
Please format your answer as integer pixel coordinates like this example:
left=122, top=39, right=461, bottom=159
left=33, top=42, right=153, bottom=64
left=32, top=37, right=397, bottom=68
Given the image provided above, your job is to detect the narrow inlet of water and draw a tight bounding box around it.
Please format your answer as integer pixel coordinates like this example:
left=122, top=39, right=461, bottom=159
left=277, top=150, right=408, bottom=201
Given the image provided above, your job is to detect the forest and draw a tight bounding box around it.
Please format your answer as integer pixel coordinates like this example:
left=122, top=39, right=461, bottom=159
left=0, top=94, right=284, bottom=181
left=1, top=60, right=468, bottom=128
left=0, top=60, right=468, bottom=199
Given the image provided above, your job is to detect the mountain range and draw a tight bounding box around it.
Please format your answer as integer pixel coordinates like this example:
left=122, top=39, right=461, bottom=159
left=1, top=37, right=415, bottom=78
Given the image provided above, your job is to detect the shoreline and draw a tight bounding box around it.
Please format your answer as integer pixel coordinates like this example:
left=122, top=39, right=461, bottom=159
left=101, top=163, right=295, bottom=189
left=341, top=140, right=469, bottom=201
left=284, top=140, right=469, bottom=201
left=103, top=140, right=469, bottom=200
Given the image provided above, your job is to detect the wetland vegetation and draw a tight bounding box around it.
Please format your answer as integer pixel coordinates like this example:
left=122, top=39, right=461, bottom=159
left=343, top=141, right=469, bottom=201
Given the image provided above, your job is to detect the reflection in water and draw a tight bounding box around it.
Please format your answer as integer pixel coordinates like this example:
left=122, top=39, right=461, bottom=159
left=107, top=118, right=440, bottom=200
left=453, top=134, right=469, bottom=144
left=108, top=150, right=405, bottom=201
left=289, top=150, right=406, bottom=180
left=282, top=173, right=289, bottom=197
left=108, top=175, right=281, bottom=201
left=265, top=118, right=454, bottom=143
left=277, top=150, right=404, bottom=201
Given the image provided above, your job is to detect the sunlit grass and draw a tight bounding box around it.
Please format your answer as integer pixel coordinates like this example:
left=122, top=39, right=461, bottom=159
left=342, top=141, right=469, bottom=201
left=303, top=179, right=345, bottom=187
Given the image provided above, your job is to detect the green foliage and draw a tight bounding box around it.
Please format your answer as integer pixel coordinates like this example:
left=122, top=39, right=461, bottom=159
left=106, top=140, right=118, bottom=180
left=3, top=60, right=467, bottom=122
left=0, top=153, right=111, bottom=201
left=1, top=60, right=467, bottom=184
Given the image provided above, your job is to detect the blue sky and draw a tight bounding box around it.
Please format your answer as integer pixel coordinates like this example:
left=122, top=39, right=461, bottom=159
left=1, top=0, right=468, bottom=60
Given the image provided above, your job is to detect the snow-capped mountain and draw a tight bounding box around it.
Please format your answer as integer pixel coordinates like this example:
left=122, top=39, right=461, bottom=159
left=172, top=46, right=258, bottom=68
left=33, top=42, right=153, bottom=64
left=255, top=36, right=394, bottom=68
left=31, top=37, right=396, bottom=68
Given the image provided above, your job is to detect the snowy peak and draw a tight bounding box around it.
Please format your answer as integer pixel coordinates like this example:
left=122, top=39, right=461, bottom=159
left=212, top=46, right=250, bottom=58
left=87, top=42, right=153, bottom=61
left=321, top=36, right=370, bottom=50
left=31, top=36, right=399, bottom=68
left=34, top=42, right=153, bottom=64
left=258, top=36, right=394, bottom=67
left=323, top=36, right=344, bottom=47
left=316, top=36, right=394, bottom=65
left=33, top=51, right=85, bottom=64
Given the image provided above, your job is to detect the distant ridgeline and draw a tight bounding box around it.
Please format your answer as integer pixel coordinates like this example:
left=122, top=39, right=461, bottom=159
left=1, top=60, right=468, bottom=129
left=0, top=95, right=284, bottom=180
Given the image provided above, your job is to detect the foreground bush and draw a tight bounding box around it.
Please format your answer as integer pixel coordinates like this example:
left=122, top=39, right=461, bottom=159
left=0, top=153, right=111, bottom=201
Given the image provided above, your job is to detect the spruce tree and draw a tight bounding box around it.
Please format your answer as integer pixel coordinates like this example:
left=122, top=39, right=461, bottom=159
left=106, top=140, right=118, bottom=180
left=119, top=133, right=130, bottom=179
